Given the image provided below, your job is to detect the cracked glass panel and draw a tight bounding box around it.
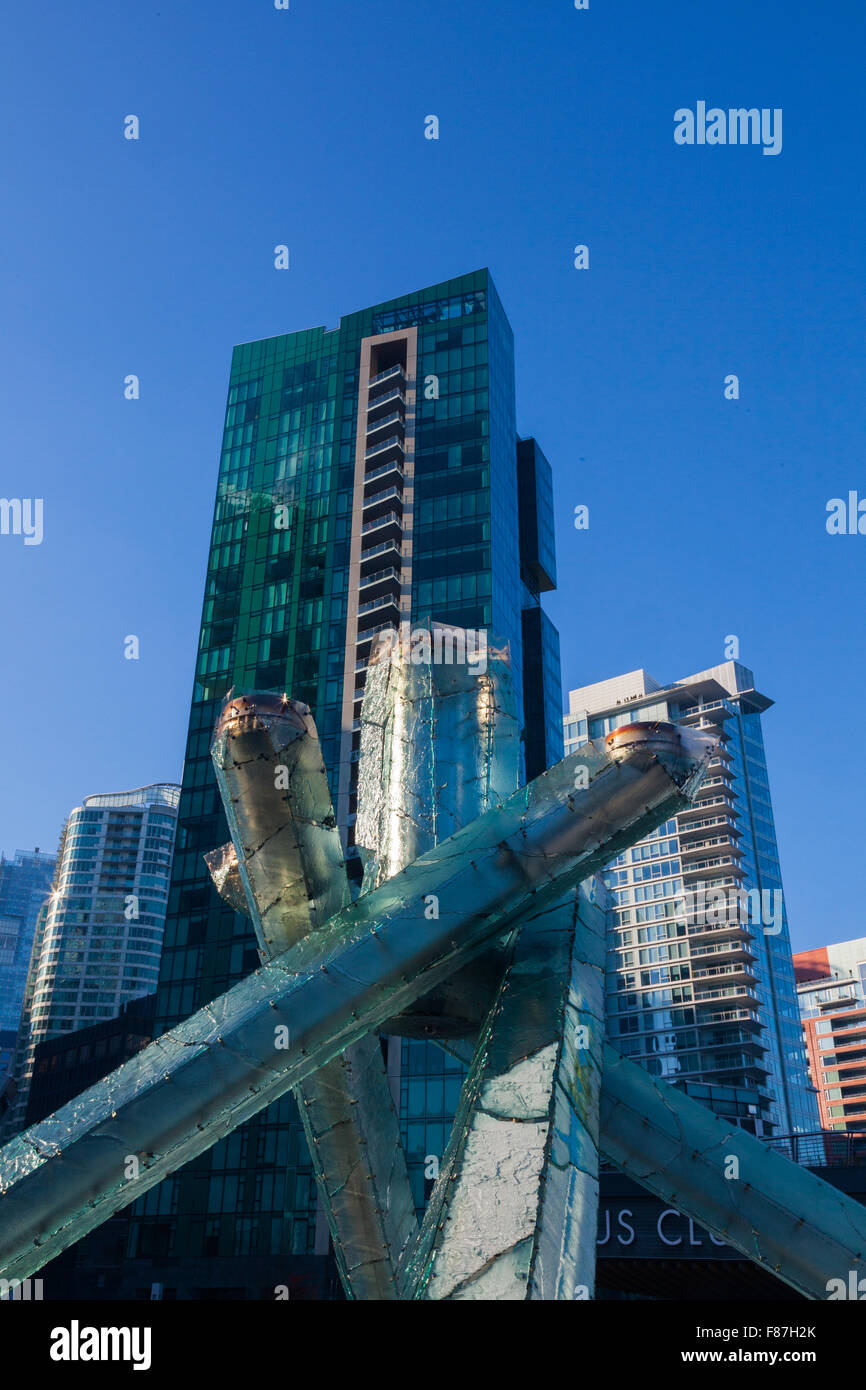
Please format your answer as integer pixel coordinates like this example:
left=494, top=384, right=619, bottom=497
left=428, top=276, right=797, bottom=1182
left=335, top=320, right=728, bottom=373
left=405, top=882, right=606, bottom=1300
left=600, top=1043, right=866, bottom=1300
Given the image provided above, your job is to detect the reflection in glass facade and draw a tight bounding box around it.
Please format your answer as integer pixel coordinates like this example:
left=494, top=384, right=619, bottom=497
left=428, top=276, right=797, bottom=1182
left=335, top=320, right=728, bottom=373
left=0, top=850, right=56, bottom=1037
left=564, top=662, right=819, bottom=1137
left=124, top=271, right=562, bottom=1294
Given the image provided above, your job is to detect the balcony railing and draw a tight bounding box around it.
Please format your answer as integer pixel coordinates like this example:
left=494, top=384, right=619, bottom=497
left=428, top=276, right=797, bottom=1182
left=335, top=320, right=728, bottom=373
left=357, top=593, right=400, bottom=618
left=679, top=699, right=736, bottom=720
left=681, top=875, right=741, bottom=892
left=688, top=921, right=753, bottom=940
left=690, top=942, right=755, bottom=962
left=368, top=363, right=405, bottom=388
left=678, top=815, right=737, bottom=836
left=681, top=836, right=739, bottom=855
left=362, top=485, right=403, bottom=510
left=361, top=511, right=402, bottom=535
left=365, top=411, right=404, bottom=436
left=766, top=1130, right=866, bottom=1167
left=697, top=1007, right=762, bottom=1025
left=679, top=796, right=738, bottom=816
left=682, top=857, right=742, bottom=876
left=364, top=459, right=404, bottom=486
left=359, top=566, right=401, bottom=590
left=693, top=964, right=756, bottom=983
left=360, top=539, right=401, bottom=564
left=696, top=985, right=759, bottom=1003
left=355, top=620, right=399, bottom=644
left=365, top=435, right=405, bottom=460
left=366, top=387, right=405, bottom=413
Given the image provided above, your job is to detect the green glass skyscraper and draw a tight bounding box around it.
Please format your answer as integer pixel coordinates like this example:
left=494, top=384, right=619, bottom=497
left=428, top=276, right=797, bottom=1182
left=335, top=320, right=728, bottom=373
left=122, top=270, right=562, bottom=1299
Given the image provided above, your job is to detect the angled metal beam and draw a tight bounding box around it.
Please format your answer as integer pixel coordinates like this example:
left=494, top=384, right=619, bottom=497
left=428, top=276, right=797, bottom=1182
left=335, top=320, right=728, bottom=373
left=208, top=692, right=348, bottom=955
left=404, top=881, right=606, bottom=1300
left=209, top=691, right=416, bottom=1301
left=294, top=1031, right=417, bottom=1299
left=600, top=1044, right=866, bottom=1300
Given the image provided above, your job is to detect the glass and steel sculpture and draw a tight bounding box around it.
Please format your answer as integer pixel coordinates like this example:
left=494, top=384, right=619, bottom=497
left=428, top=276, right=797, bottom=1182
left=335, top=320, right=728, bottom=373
left=1, top=627, right=864, bottom=1301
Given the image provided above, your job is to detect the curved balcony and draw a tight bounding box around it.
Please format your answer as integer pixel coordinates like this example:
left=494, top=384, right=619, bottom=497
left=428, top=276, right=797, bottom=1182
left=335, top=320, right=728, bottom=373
left=690, top=940, right=756, bottom=966
left=687, top=919, right=753, bottom=944
left=680, top=834, right=741, bottom=859
left=693, top=983, right=759, bottom=1005
left=692, top=962, right=758, bottom=988
left=677, top=813, right=738, bottom=841
left=678, top=795, right=739, bottom=820
left=681, top=857, right=745, bottom=882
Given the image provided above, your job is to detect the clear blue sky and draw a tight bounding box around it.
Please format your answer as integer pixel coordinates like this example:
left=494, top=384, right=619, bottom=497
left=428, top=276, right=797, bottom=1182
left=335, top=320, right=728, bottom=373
left=1, top=0, right=863, bottom=950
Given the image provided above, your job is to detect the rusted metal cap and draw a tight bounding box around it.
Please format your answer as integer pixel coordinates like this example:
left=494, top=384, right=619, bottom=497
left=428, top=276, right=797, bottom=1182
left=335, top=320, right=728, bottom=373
left=213, top=691, right=309, bottom=738
left=605, top=721, right=682, bottom=756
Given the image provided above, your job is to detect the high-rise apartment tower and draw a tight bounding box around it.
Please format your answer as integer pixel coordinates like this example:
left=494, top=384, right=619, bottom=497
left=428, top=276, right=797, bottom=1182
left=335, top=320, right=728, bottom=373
left=564, top=662, right=818, bottom=1137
